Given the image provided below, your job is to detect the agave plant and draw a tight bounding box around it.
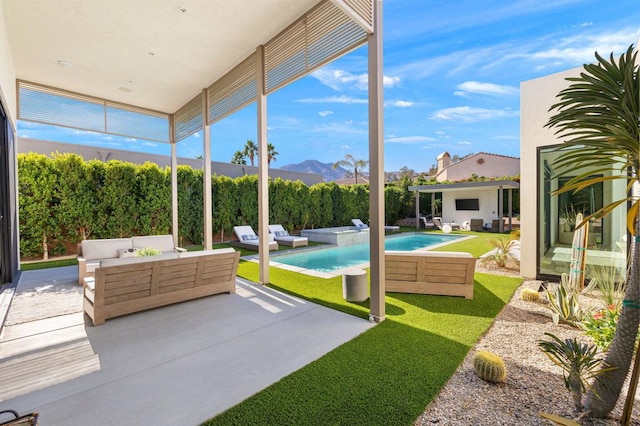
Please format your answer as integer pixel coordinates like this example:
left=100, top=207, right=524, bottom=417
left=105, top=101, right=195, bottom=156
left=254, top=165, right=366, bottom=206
left=539, top=332, right=612, bottom=412
left=547, top=273, right=586, bottom=326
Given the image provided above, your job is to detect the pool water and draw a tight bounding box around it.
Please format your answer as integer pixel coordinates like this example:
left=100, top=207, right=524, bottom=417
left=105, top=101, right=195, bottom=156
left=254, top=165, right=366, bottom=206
left=272, top=233, right=463, bottom=273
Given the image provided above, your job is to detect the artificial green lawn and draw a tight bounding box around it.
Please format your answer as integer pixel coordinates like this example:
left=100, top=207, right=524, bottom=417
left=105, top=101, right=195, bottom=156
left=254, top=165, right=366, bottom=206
left=203, top=262, right=521, bottom=426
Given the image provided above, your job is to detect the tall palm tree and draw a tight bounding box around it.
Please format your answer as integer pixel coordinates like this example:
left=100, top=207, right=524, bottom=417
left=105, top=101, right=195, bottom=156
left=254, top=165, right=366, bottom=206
left=243, top=139, right=257, bottom=167
left=546, top=45, right=639, bottom=418
left=267, top=143, right=278, bottom=167
left=230, top=150, right=246, bottom=165
left=333, top=154, right=368, bottom=184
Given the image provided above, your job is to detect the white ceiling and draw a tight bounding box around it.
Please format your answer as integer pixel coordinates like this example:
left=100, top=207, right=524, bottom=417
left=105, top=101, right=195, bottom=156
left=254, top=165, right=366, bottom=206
left=2, top=0, right=319, bottom=113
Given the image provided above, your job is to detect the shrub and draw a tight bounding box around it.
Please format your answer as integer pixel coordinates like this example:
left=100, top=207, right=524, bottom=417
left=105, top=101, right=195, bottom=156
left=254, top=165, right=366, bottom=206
left=473, top=351, right=506, bottom=383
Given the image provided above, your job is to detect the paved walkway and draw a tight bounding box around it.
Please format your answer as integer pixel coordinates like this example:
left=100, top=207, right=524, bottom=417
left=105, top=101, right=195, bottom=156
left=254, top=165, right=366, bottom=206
left=0, top=267, right=373, bottom=425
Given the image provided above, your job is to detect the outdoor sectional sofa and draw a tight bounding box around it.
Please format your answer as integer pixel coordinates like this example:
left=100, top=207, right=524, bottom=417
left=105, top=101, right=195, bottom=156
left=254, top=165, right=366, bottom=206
left=83, top=248, right=240, bottom=326
left=77, top=235, right=185, bottom=286
left=385, top=250, right=476, bottom=299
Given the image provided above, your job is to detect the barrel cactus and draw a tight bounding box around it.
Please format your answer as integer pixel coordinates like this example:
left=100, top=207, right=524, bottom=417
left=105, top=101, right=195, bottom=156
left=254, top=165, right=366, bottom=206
left=473, top=351, right=506, bottom=383
left=521, top=288, right=540, bottom=302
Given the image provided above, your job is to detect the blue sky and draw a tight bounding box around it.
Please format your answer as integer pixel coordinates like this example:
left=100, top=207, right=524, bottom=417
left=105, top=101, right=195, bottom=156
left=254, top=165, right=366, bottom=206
left=18, top=0, right=640, bottom=173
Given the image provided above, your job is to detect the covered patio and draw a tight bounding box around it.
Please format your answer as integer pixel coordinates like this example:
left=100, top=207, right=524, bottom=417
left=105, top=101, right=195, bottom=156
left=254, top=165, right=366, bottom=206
left=0, top=0, right=387, bottom=321
left=0, top=267, right=372, bottom=424
left=409, top=180, right=520, bottom=233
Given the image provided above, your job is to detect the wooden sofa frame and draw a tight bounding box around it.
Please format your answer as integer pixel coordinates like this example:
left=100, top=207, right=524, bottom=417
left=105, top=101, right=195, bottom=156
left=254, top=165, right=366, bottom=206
left=385, top=250, right=476, bottom=299
left=84, top=249, right=240, bottom=326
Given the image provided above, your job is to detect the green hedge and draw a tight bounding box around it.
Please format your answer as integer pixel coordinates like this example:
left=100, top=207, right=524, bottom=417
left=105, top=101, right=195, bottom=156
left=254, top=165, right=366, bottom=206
left=17, top=154, right=407, bottom=258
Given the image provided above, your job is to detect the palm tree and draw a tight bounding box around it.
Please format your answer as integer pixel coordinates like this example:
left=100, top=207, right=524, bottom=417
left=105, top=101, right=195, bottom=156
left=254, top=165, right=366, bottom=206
left=230, top=150, right=246, bottom=165
left=243, top=139, right=257, bottom=167
left=545, top=45, right=639, bottom=418
left=333, top=154, right=368, bottom=184
left=267, top=143, right=278, bottom=167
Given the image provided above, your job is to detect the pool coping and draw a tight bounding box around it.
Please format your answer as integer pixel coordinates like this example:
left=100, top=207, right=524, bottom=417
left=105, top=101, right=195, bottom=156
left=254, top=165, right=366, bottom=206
left=243, top=233, right=477, bottom=278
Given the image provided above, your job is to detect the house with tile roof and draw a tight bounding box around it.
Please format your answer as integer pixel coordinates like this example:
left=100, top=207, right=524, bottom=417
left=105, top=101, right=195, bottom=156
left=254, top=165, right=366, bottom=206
left=434, top=152, right=520, bottom=182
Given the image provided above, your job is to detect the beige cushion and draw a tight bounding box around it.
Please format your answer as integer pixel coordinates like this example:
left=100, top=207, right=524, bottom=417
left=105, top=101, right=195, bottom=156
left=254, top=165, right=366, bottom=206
left=81, top=238, right=133, bottom=261
left=177, top=248, right=236, bottom=258
left=386, top=250, right=473, bottom=258
left=100, top=252, right=178, bottom=267
left=131, top=235, right=175, bottom=253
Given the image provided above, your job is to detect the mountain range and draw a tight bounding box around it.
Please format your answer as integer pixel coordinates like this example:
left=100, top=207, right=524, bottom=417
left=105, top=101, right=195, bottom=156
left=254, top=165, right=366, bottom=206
left=279, top=160, right=347, bottom=182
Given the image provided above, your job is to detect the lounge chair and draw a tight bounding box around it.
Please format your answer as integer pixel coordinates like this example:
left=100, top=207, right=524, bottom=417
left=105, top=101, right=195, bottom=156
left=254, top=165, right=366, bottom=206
left=268, top=224, right=308, bottom=247
left=433, top=217, right=460, bottom=231
left=232, top=226, right=278, bottom=251
left=351, top=219, right=369, bottom=229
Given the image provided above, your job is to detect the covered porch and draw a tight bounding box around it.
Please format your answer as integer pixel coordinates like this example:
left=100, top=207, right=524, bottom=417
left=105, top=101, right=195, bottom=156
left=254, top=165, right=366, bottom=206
left=409, top=180, right=520, bottom=233
left=0, top=0, right=387, bottom=321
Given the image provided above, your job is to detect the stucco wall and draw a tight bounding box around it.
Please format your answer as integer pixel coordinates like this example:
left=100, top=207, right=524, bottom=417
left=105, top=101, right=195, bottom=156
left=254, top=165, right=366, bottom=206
left=0, top=4, right=17, bottom=127
left=440, top=189, right=501, bottom=227
left=520, top=67, right=580, bottom=278
left=440, top=153, right=519, bottom=182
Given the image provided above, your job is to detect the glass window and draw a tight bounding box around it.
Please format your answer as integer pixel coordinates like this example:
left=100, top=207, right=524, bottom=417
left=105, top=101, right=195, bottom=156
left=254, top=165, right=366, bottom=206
left=538, top=145, right=627, bottom=279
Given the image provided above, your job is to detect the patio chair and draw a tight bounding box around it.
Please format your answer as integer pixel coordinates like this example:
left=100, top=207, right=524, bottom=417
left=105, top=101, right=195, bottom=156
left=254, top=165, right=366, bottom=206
left=433, top=217, right=460, bottom=231
left=268, top=224, right=308, bottom=247
left=470, top=218, right=484, bottom=232
left=232, top=226, right=278, bottom=251
left=490, top=219, right=504, bottom=233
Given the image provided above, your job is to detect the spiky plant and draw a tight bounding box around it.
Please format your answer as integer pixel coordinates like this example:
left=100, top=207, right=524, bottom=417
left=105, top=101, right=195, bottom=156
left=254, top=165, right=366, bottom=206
left=545, top=45, right=639, bottom=417
left=538, top=333, right=611, bottom=412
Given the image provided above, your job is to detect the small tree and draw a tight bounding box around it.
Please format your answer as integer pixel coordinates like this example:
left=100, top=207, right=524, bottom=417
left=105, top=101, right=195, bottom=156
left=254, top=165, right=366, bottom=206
left=545, top=45, right=639, bottom=418
left=243, top=139, right=257, bottom=167
left=231, top=150, right=246, bottom=165
left=333, top=154, right=368, bottom=184
left=267, top=143, right=278, bottom=167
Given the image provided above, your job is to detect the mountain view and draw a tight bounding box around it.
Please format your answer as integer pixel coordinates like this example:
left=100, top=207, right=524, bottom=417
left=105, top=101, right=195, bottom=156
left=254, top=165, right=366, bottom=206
left=279, top=160, right=347, bottom=182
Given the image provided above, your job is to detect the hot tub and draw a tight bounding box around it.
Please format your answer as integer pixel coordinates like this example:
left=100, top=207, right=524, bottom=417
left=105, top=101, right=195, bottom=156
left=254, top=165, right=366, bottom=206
left=301, top=226, right=369, bottom=246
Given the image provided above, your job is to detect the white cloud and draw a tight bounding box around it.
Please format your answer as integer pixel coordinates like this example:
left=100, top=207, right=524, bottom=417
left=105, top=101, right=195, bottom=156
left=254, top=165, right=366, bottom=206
left=319, top=110, right=334, bottom=117
left=458, top=141, right=472, bottom=145
left=311, top=68, right=400, bottom=91
left=142, top=141, right=158, bottom=147
left=307, top=122, right=367, bottom=135
left=296, top=95, right=367, bottom=104
left=493, top=135, right=519, bottom=140
left=385, top=100, right=416, bottom=107
left=385, top=136, right=436, bottom=144
left=454, top=81, right=518, bottom=97
left=340, top=145, right=350, bottom=149
left=431, top=106, right=519, bottom=122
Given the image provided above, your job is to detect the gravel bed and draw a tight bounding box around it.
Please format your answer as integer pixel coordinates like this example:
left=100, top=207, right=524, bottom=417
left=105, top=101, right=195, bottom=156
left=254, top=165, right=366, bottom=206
left=416, top=277, right=640, bottom=425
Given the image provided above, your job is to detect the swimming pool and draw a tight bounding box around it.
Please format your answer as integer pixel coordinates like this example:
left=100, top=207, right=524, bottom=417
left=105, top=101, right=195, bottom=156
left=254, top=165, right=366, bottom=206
left=271, top=233, right=465, bottom=274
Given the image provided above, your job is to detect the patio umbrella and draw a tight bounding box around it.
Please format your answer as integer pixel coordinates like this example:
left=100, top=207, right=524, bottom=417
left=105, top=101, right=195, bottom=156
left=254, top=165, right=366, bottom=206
left=568, top=213, right=589, bottom=290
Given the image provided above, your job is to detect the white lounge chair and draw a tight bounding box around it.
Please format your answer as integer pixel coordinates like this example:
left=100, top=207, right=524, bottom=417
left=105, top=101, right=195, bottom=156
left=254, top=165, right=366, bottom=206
left=433, top=217, right=460, bottom=231
left=232, top=226, right=278, bottom=251
left=352, top=218, right=399, bottom=232
left=268, top=224, right=308, bottom=248
left=351, top=218, right=368, bottom=229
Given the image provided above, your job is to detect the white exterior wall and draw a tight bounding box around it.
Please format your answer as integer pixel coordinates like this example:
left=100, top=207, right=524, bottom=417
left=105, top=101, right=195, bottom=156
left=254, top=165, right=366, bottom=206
left=0, top=5, right=17, bottom=127
left=438, top=153, right=519, bottom=182
left=520, top=67, right=581, bottom=278
left=441, top=189, right=500, bottom=226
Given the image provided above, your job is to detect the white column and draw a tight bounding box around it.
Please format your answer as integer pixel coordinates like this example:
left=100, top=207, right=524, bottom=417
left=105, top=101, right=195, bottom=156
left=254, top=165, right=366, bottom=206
left=368, top=0, right=384, bottom=323
left=257, top=45, right=269, bottom=285
left=203, top=90, right=213, bottom=250
left=171, top=141, right=178, bottom=245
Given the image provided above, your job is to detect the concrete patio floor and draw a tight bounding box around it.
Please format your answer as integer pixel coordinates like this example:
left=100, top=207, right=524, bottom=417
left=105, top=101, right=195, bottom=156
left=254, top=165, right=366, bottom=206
left=0, top=266, right=374, bottom=425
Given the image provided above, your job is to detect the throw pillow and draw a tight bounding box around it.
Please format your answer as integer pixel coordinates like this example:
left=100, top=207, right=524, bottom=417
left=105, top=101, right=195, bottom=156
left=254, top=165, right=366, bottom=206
left=119, top=248, right=138, bottom=258
left=274, top=230, right=289, bottom=237
left=242, top=234, right=258, bottom=241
